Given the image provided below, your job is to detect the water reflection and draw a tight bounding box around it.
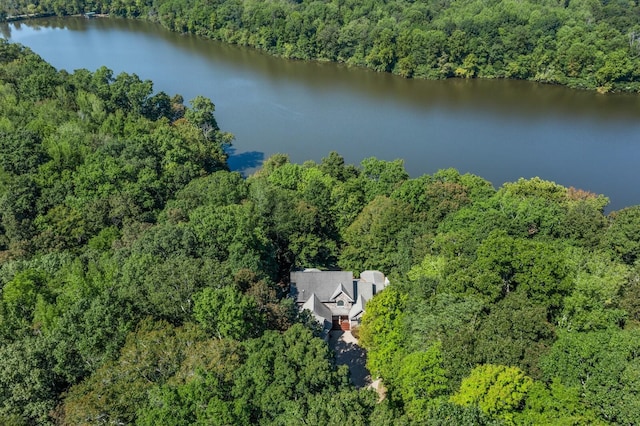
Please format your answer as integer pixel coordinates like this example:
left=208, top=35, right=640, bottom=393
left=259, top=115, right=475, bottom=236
left=7, top=17, right=640, bottom=122
left=226, top=148, right=265, bottom=176
left=5, top=17, right=640, bottom=210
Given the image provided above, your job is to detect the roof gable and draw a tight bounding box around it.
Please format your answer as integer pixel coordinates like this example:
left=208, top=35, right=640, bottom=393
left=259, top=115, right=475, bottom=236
left=330, top=282, right=354, bottom=302
left=301, top=293, right=332, bottom=324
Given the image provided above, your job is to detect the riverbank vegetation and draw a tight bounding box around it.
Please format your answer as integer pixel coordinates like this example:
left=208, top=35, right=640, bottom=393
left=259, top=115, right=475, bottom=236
left=2, top=0, right=640, bottom=92
left=1, top=42, right=640, bottom=424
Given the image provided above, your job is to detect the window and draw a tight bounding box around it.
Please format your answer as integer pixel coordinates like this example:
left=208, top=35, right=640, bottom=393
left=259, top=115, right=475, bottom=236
left=337, top=300, right=344, bottom=307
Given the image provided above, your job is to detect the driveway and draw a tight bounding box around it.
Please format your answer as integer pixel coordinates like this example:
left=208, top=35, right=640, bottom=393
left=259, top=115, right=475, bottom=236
left=328, top=330, right=372, bottom=389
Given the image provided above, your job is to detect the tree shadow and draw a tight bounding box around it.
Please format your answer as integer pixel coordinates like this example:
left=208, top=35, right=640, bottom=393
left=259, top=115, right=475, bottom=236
left=329, top=331, right=371, bottom=389
left=226, top=147, right=264, bottom=176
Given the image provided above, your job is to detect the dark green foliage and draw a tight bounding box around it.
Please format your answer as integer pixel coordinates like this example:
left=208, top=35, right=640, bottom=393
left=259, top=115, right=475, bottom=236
left=61, top=319, right=209, bottom=425
left=360, top=175, right=638, bottom=423
left=248, top=157, right=341, bottom=272
left=162, top=170, right=249, bottom=221
left=620, top=262, right=640, bottom=324
left=319, top=151, right=359, bottom=182
left=194, top=285, right=264, bottom=339
left=0, top=336, right=63, bottom=425
left=541, top=329, right=640, bottom=424
left=0, top=130, right=47, bottom=175
left=231, top=324, right=351, bottom=423
left=604, top=206, right=640, bottom=264
left=472, top=292, right=555, bottom=379
left=4, top=0, right=640, bottom=91
left=472, top=232, right=574, bottom=312
left=120, top=253, right=219, bottom=322
left=1, top=43, right=639, bottom=424
left=0, top=45, right=229, bottom=258
left=47, top=289, right=135, bottom=382
left=135, top=329, right=378, bottom=426
left=268, top=388, right=380, bottom=426
left=340, top=195, right=416, bottom=275
left=137, top=373, right=249, bottom=426
left=560, top=190, right=609, bottom=248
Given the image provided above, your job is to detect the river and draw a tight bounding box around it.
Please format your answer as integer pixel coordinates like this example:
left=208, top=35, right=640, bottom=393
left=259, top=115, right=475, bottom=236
left=2, top=17, right=640, bottom=210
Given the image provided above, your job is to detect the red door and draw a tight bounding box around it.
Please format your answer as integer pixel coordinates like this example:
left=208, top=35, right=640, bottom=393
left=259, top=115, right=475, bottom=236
left=340, top=316, right=350, bottom=331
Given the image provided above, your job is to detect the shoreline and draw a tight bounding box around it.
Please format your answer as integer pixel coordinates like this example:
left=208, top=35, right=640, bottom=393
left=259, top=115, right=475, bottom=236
left=4, top=12, right=56, bottom=22
left=2, top=12, right=109, bottom=22
left=2, top=13, right=638, bottom=95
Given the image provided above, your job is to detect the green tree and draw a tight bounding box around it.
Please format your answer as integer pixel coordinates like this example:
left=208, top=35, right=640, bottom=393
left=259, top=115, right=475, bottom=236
left=0, top=269, right=53, bottom=336
left=340, top=195, right=415, bottom=274
left=0, top=174, right=40, bottom=245
left=473, top=291, right=555, bottom=378
left=61, top=319, right=208, bottom=425
left=137, top=338, right=247, bottom=426
left=604, top=206, right=640, bottom=265
left=472, top=231, right=573, bottom=313
left=162, top=170, right=248, bottom=222
left=275, top=389, right=378, bottom=426
left=0, top=130, right=47, bottom=175
left=620, top=261, right=640, bottom=324
left=560, top=253, right=628, bottom=331
left=188, top=202, right=272, bottom=274
left=109, top=72, right=153, bottom=115
left=193, top=285, right=264, bottom=340
left=138, top=373, right=247, bottom=426
left=396, top=343, right=449, bottom=420
left=451, top=364, right=534, bottom=423
left=541, top=329, right=640, bottom=424
left=559, top=190, right=608, bottom=248
left=596, top=49, right=634, bottom=88
left=360, top=157, right=409, bottom=201
left=231, top=324, right=348, bottom=423
left=425, top=401, right=501, bottom=425
left=359, top=285, right=407, bottom=381
left=0, top=336, right=61, bottom=425
left=184, top=95, right=220, bottom=140
left=319, top=151, right=359, bottom=182
left=515, top=380, right=604, bottom=425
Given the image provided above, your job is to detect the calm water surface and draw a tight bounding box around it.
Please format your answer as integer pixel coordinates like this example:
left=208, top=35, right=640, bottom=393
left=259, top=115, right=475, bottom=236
left=3, top=18, right=640, bottom=210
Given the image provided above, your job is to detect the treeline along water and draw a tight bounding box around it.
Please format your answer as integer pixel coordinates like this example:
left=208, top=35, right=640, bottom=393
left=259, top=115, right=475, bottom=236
left=3, top=17, right=640, bottom=211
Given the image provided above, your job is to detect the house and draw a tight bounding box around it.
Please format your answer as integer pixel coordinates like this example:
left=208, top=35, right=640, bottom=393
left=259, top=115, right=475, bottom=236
left=290, top=269, right=389, bottom=336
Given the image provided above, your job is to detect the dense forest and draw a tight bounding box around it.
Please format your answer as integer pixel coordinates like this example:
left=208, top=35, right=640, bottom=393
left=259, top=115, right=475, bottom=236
left=2, top=0, right=640, bottom=91
left=1, top=41, right=640, bottom=425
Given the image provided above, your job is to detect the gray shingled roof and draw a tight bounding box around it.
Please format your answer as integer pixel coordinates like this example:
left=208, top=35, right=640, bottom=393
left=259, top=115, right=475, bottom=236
left=301, top=293, right=333, bottom=325
left=360, top=270, right=385, bottom=285
left=291, top=270, right=389, bottom=325
left=290, top=270, right=354, bottom=303
left=349, top=294, right=366, bottom=320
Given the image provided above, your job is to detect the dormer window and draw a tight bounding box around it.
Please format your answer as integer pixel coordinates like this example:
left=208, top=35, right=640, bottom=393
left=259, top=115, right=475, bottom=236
left=337, top=300, right=344, bottom=307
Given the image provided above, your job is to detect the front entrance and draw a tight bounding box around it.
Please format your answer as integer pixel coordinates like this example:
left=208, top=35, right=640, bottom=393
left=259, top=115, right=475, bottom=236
left=332, top=316, right=350, bottom=331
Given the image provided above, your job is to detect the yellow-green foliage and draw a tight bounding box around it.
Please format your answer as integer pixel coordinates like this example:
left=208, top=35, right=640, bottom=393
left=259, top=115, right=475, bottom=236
left=451, top=364, right=533, bottom=423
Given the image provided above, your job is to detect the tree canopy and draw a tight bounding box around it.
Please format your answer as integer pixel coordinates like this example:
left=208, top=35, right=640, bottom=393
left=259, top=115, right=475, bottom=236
left=0, top=42, right=639, bottom=424
left=3, top=0, right=640, bottom=91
